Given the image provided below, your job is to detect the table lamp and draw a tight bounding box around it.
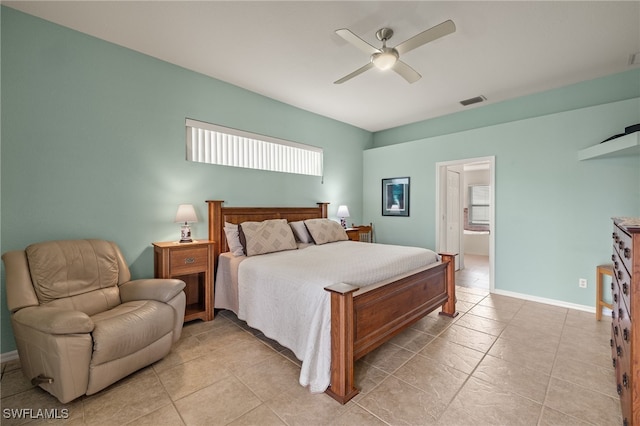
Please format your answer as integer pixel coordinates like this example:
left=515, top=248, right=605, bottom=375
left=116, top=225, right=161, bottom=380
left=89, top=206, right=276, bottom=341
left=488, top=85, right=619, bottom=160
left=336, top=205, right=350, bottom=229
left=175, top=204, right=198, bottom=243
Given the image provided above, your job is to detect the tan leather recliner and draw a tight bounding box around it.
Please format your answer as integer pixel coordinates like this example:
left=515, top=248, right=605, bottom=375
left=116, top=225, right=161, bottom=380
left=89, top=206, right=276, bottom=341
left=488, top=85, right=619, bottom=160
left=2, top=239, right=186, bottom=403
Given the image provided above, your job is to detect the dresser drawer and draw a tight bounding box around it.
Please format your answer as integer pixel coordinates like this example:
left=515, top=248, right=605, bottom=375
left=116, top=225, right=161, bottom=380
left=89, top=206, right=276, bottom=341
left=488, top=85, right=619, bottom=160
left=170, top=246, right=209, bottom=275
left=613, top=226, right=634, bottom=279
left=614, top=257, right=633, bottom=314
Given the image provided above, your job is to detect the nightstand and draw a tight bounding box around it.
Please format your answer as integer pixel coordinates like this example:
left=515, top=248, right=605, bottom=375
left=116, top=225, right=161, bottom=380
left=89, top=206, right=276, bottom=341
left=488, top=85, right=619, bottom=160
left=152, top=240, right=214, bottom=322
left=345, top=228, right=359, bottom=241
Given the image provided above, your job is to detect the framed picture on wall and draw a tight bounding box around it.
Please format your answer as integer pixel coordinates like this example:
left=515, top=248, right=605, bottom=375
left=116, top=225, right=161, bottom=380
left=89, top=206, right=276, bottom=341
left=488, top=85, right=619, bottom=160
left=382, top=177, right=410, bottom=217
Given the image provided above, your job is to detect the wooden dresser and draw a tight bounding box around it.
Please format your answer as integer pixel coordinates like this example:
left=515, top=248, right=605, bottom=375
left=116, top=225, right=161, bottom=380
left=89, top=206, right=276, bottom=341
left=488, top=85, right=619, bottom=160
left=612, top=217, right=640, bottom=426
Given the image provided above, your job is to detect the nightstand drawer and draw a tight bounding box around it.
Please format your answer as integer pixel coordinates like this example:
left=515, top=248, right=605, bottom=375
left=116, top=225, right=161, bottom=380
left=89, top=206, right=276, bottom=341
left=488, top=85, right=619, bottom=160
left=170, top=247, right=209, bottom=275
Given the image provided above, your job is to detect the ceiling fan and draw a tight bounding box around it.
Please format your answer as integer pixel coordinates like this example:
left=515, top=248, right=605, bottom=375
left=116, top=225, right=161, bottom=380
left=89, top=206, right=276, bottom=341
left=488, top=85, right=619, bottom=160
left=334, top=20, right=456, bottom=84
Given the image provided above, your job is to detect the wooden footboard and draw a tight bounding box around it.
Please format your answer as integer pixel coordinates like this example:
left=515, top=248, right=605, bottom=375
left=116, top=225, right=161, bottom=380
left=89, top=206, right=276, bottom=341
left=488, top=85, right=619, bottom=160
left=206, top=200, right=456, bottom=405
left=325, top=253, right=456, bottom=404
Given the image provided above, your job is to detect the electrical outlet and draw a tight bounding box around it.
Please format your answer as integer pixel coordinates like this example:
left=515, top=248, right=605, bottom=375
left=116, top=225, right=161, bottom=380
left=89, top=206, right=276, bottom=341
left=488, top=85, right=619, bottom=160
left=579, top=278, right=587, bottom=288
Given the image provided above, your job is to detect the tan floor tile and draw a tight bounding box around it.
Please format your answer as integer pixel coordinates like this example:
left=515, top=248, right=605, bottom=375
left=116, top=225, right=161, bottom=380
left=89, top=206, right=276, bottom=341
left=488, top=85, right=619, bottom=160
left=212, top=338, right=283, bottom=374
left=455, top=286, right=490, bottom=296
left=477, top=294, right=525, bottom=311
left=174, top=375, right=261, bottom=426
left=488, top=337, right=557, bottom=375
left=411, top=315, right=456, bottom=336
left=438, top=323, right=497, bottom=352
left=353, top=360, right=389, bottom=396
left=0, top=368, right=34, bottom=399
left=454, top=312, right=507, bottom=336
left=419, top=337, right=484, bottom=375
left=331, top=404, right=387, bottom=425
left=266, top=386, right=350, bottom=426
left=472, top=354, right=550, bottom=403
left=234, top=354, right=302, bottom=402
left=152, top=334, right=215, bottom=374
left=438, top=377, right=542, bottom=425
left=82, top=368, right=172, bottom=426
left=358, top=376, right=438, bottom=425
left=360, top=342, right=414, bottom=374
left=499, top=323, right=562, bottom=348
left=468, top=304, right=518, bottom=322
left=227, top=404, right=286, bottom=426
left=393, top=355, right=468, bottom=418
left=387, top=328, right=436, bottom=353
left=552, top=355, right=618, bottom=398
left=0, top=386, right=84, bottom=426
left=538, top=406, right=593, bottom=426
left=125, top=403, right=185, bottom=426
left=544, top=377, right=622, bottom=425
left=556, top=334, right=612, bottom=367
left=157, top=352, right=231, bottom=401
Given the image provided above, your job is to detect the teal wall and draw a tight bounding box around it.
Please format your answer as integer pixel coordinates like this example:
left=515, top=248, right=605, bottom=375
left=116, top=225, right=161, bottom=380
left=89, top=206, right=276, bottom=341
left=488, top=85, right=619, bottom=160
left=373, top=69, right=640, bottom=147
left=0, top=8, right=371, bottom=353
left=364, top=97, right=640, bottom=307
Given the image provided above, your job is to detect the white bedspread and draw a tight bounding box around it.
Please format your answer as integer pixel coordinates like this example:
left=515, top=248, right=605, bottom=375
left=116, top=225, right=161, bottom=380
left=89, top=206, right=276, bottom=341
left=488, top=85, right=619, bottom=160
left=235, top=241, right=439, bottom=393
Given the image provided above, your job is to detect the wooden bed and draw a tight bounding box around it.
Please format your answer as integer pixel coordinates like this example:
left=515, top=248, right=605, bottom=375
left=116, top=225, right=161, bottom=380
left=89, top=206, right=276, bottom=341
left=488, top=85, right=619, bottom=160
left=206, top=200, right=457, bottom=404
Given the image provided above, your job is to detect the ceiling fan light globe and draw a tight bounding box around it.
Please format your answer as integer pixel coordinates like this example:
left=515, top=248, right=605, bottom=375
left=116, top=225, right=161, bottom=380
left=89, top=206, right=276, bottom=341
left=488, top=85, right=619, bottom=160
left=371, top=50, right=398, bottom=70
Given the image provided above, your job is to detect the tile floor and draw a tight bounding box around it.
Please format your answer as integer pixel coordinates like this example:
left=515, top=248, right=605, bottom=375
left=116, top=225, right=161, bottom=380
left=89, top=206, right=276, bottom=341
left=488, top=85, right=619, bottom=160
left=1, top=258, right=622, bottom=425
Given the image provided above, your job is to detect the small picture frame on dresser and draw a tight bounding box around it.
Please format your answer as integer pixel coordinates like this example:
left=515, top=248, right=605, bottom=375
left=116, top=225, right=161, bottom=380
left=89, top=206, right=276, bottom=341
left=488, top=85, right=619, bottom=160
left=382, top=177, right=410, bottom=217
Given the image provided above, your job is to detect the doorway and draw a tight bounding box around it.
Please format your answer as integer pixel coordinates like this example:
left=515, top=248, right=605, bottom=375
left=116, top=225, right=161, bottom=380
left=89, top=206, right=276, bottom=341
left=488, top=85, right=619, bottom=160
left=436, top=156, right=495, bottom=291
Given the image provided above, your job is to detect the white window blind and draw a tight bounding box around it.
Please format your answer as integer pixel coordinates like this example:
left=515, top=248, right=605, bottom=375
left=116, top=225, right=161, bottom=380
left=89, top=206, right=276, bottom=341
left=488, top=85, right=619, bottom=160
left=186, top=119, right=323, bottom=177
left=468, top=185, right=490, bottom=225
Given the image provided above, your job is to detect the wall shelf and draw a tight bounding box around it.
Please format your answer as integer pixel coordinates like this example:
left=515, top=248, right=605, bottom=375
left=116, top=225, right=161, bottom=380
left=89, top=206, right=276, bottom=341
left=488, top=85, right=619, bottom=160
left=578, top=132, right=640, bottom=160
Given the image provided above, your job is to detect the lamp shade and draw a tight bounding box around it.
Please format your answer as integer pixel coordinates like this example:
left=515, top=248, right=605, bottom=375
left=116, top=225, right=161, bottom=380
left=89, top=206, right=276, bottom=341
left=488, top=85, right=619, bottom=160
left=174, top=204, right=198, bottom=224
left=336, top=205, right=350, bottom=218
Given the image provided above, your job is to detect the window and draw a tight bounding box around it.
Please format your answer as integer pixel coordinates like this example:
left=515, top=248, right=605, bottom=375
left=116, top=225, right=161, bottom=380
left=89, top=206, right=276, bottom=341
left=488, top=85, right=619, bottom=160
left=185, top=119, right=323, bottom=177
left=468, top=185, right=490, bottom=225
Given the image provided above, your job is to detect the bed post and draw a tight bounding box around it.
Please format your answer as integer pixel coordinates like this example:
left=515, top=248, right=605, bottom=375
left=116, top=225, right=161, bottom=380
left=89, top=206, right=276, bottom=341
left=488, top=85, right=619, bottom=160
left=438, top=253, right=458, bottom=318
left=206, top=200, right=224, bottom=270
left=324, top=282, right=360, bottom=404
left=317, top=202, right=329, bottom=218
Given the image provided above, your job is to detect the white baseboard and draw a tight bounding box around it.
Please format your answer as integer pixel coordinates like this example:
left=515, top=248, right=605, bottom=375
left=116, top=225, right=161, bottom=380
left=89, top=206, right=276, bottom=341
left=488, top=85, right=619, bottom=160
left=1, top=350, right=19, bottom=364
left=492, top=288, right=595, bottom=313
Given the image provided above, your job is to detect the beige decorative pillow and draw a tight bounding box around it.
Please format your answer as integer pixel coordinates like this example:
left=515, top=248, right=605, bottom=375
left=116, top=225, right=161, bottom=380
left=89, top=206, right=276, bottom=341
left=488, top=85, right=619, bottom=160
left=239, top=219, right=297, bottom=256
left=304, top=218, right=348, bottom=245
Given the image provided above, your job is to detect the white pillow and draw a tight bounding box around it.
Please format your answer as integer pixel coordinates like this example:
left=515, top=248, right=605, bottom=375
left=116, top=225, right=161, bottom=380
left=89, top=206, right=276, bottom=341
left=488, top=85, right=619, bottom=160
left=289, top=221, right=314, bottom=244
left=240, top=219, right=297, bottom=256
left=224, top=222, right=245, bottom=256
left=304, top=218, right=348, bottom=245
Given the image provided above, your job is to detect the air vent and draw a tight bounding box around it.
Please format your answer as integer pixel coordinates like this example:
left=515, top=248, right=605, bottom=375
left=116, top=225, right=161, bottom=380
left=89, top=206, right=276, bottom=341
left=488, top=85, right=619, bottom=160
left=460, top=95, right=487, bottom=106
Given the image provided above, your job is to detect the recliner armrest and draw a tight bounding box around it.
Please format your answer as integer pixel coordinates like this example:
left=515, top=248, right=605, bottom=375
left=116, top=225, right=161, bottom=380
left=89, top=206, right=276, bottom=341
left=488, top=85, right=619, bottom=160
left=13, top=306, right=94, bottom=334
left=119, top=279, right=186, bottom=304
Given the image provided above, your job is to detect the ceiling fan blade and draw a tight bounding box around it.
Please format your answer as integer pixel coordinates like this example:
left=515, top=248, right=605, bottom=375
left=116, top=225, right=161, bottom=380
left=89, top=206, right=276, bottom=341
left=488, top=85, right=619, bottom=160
left=393, top=60, right=421, bottom=84
left=334, top=62, right=375, bottom=84
left=395, top=20, right=456, bottom=56
left=335, top=28, right=380, bottom=55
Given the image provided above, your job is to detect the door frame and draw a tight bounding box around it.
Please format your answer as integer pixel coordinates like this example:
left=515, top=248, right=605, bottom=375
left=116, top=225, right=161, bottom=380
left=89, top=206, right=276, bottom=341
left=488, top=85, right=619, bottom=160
left=435, top=156, right=495, bottom=292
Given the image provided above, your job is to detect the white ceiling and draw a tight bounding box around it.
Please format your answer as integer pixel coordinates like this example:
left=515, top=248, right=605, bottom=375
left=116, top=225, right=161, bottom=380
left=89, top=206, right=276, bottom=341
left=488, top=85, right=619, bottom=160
left=5, top=1, right=640, bottom=132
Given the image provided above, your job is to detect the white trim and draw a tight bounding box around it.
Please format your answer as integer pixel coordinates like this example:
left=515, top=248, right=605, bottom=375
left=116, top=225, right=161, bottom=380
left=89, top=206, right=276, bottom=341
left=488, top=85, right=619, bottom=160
left=1, top=350, right=19, bottom=363
left=436, top=156, right=495, bottom=293
left=492, top=288, right=595, bottom=313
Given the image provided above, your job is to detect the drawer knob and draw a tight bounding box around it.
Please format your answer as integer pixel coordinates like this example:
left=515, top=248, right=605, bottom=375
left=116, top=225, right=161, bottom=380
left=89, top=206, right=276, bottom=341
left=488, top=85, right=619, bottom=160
left=617, top=345, right=622, bottom=357
left=184, top=257, right=196, bottom=264
left=623, top=373, right=628, bottom=388
left=623, top=328, right=629, bottom=342
left=613, top=358, right=617, bottom=368
left=624, top=247, right=631, bottom=259
left=612, top=254, right=616, bottom=262
left=613, top=232, right=619, bottom=242
left=623, top=283, right=629, bottom=295
left=614, top=294, right=618, bottom=303
left=618, top=271, right=623, bottom=280
left=617, top=383, right=622, bottom=395
left=611, top=282, right=614, bottom=290
left=612, top=311, right=616, bottom=320
left=619, top=241, right=625, bottom=250
left=614, top=261, right=619, bottom=270
left=610, top=338, right=614, bottom=347
left=619, top=308, right=624, bottom=319
left=614, top=326, right=619, bottom=336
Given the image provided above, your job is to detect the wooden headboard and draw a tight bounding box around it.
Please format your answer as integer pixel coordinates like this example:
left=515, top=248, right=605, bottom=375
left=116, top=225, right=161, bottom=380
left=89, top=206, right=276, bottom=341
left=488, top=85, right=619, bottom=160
left=206, top=200, right=329, bottom=262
